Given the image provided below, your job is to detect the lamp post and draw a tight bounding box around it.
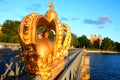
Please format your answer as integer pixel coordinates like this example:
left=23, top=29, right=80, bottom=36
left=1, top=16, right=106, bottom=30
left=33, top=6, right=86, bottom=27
left=99, top=35, right=102, bottom=53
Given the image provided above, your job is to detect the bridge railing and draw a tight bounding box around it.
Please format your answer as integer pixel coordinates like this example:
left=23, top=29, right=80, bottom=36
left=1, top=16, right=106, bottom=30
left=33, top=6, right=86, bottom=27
left=56, top=48, right=90, bottom=80
left=0, top=48, right=90, bottom=80
left=0, top=43, right=21, bottom=50
left=56, top=49, right=82, bottom=80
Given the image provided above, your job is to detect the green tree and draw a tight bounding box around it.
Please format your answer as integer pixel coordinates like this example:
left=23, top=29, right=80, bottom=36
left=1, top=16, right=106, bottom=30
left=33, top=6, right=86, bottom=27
left=115, top=42, right=120, bottom=52
left=78, top=35, right=91, bottom=48
left=92, top=39, right=100, bottom=49
left=101, top=37, right=116, bottom=51
left=70, top=33, right=79, bottom=48
left=9, top=35, right=20, bottom=43
left=0, top=20, right=20, bottom=43
left=0, top=34, right=8, bottom=42
left=48, top=30, right=55, bottom=39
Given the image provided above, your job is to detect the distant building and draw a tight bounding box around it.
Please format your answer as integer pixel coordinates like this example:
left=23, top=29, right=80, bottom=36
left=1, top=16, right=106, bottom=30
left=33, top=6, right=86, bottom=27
left=91, top=34, right=102, bottom=46
left=91, top=34, right=99, bottom=44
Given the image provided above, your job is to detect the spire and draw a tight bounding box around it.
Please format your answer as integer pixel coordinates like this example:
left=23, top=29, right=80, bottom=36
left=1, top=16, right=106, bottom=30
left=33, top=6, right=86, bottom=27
left=49, top=2, right=53, bottom=10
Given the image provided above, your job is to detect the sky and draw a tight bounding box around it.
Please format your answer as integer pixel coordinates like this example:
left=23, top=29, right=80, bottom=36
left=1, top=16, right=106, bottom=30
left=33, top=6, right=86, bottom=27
left=0, top=0, right=120, bottom=42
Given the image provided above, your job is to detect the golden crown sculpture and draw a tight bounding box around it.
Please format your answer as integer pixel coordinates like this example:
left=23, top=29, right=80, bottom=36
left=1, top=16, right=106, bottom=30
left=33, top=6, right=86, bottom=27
left=18, top=2, right=71, bottom=80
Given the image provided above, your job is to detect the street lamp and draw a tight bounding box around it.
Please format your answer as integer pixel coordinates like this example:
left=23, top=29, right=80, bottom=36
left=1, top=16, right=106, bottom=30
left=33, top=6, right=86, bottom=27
left=99, top=35, right=102, bottom=53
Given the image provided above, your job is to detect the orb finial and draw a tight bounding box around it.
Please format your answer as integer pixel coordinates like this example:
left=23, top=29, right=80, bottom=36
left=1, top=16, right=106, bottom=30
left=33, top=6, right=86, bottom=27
left=45, top=2, right=58, bottom=22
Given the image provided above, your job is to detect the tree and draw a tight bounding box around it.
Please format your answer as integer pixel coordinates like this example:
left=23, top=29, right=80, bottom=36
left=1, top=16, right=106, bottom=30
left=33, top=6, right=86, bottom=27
left=115, top=42, right=120, bottom=52
left=92, top=39, right=100, bottom=49
left=0, top=20, right=20, bottom=43
left=70, top=33, right=79, bottom=48
left=0, top=34, right=8, bottom=42
left=78, top=35, right=91, bottom=48
left=48, top=30, right=55, bottom=39
left=101, top=37, right=116, bottom=51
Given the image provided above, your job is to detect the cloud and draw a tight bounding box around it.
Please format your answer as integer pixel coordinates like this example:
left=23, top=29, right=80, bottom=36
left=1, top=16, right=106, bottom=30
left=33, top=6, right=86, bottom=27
left=61, top=17, right=81, bottom=22
left=60, top=17, right=69, bottom=21
left=72, top=18, right=81, bottom=22
left=84, top=15, right=111, bottom=28
left=26, top=3, right=42, bottom=11
left=97, top=15, right=111, bottom=25
left=84, top=19, right=97, bottom=24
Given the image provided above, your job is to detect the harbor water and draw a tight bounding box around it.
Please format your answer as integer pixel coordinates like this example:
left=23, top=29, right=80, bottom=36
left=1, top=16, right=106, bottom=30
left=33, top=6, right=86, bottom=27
left=88, top=53, right=120, bottom=80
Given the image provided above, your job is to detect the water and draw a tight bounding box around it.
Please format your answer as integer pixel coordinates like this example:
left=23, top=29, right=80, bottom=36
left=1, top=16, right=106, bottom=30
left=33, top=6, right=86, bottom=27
left=0, top=51, right=23, bottom=75
left=88, top=53, right=120, bottom=80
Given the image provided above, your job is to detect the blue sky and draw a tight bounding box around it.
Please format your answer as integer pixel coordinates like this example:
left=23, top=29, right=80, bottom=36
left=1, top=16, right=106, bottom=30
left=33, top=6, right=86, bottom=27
left=0, top=0, right=120, bottom=42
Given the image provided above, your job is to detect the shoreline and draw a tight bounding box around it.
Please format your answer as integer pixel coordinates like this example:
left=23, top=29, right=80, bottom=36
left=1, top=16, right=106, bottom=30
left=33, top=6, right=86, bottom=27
left=87, top=50, right=120, bottom=54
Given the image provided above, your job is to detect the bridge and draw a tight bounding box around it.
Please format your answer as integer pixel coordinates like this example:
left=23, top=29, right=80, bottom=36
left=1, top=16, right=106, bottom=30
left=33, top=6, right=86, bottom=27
left=0, top=47, right=90, bottom=80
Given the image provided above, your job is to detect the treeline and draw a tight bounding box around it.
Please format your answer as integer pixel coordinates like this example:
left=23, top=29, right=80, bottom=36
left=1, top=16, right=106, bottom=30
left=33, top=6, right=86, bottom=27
left=71, top=34, right=120, bottom=52
left=0, top=20, right=120, bottom=52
